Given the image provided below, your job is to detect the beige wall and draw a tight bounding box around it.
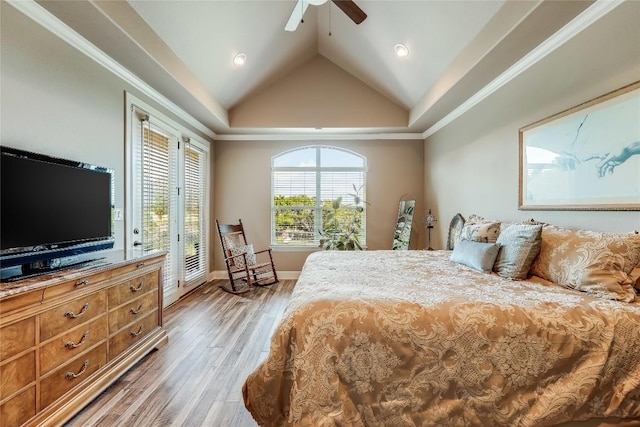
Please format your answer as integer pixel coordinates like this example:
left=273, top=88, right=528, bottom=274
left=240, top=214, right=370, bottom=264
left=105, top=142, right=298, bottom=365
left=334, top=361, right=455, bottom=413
left=1, top=4, right=213, bottom=254
left=424, top=1, right=640, bottom=249
left=7, top=0, right=638, bottom=278
left=214, top=139, right=424, bottom=272
left=230, top=56, right=408, bottom=128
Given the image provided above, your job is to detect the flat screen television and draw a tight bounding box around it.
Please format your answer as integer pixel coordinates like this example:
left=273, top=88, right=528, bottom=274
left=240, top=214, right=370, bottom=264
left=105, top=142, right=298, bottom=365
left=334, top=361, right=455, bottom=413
left=1, top=146, right=115, bottom=279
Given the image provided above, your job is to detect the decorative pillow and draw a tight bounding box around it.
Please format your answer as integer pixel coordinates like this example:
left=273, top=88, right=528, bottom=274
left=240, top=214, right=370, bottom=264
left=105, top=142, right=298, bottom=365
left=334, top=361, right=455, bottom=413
left=493, top=223, right=542, bottom=280
left=228, top=244, right=256, bottom=268
left=459, top=222, right=501, bottom=243
left=224, top=232, right=245, bottom=249
left=530, top=226, right=640, bottom=302
left=465, top=214, right=488, bottom=224
left=522, top=218, right=546, bottom=226
left=450, top=239, right=500, bottom=273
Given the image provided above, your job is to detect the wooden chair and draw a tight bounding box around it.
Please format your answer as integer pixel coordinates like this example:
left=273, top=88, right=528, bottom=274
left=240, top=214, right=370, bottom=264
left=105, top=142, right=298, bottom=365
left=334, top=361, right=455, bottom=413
left=216, top=219, right=278, bottom=294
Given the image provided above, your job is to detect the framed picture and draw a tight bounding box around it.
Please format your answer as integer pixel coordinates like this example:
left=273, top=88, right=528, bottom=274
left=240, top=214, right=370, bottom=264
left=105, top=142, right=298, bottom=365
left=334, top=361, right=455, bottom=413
left=519, top=81, right=640, bottom=211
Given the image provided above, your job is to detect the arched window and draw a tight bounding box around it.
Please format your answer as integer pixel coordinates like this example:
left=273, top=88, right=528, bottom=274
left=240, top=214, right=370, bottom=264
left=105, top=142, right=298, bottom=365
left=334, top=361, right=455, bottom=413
left=271, top=146, right=367, bottom=247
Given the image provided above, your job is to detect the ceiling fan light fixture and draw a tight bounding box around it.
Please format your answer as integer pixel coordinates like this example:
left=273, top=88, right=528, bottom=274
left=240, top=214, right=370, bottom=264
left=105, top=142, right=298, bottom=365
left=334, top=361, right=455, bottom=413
left=394, top=44, right=409, bottom=57
left=233, top=53, right=246, bottom=66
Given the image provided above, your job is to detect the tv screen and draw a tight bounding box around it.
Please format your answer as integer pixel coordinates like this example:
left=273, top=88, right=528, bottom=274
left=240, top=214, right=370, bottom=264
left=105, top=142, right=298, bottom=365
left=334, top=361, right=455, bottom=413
left=1, top=146, right=114, bottom=272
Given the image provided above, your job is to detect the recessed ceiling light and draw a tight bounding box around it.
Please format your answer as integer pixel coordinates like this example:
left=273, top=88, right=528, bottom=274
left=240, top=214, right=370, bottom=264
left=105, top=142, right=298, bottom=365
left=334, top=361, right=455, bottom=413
left=394, top=44, right=409, bottom=57
left=233, top=53, right=246, bottom=66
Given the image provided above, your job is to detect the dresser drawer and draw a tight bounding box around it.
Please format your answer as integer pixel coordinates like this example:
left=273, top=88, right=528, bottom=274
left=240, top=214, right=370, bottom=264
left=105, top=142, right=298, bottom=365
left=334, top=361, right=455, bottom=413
left=0, top=351, right=35, bottom=400
left=0, top=317, right=35, bottom=360
left=40, top=342, right=107, bottom=410
left=0, top=386, right=35, bottom=427
left=108, top=290, right=158, bottom=334
left=107, top=272, right=158, bottom=307
left=41, top=270, right=113, bottom=303
left=40, top=291, right=107, bottom=342
left=40, top=315, right=108, bottom=375
left=108, top=312, right=158, bottom=360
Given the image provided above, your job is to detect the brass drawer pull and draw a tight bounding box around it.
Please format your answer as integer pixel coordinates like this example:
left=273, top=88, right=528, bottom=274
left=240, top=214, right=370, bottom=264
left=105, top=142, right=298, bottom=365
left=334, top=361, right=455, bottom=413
left=65, top=331, right=90, bottom=349
left=75, top=279, right=89, bottom=287
left=136, top=262, right=145, bottom=268
left=129, top=281, right=144, bottom=292
left=64, top=303, right=89, bottom=319
left=130, top=303, right=144, bottom=315
left=65, top=359, right=89, bottom=379
left=130, top=325, right=144, bottom=337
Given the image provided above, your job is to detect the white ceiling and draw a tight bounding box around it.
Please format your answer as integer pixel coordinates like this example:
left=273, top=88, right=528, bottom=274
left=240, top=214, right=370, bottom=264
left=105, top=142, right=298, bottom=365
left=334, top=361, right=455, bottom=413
left=35, top=0, right=596, bottom=137
left=127, top=0, right=503, bottom=110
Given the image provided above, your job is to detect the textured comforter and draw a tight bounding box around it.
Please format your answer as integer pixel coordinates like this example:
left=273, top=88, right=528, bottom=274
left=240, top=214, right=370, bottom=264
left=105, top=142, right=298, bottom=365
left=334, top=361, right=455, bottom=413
left=242, top=251, right=640, bottom=427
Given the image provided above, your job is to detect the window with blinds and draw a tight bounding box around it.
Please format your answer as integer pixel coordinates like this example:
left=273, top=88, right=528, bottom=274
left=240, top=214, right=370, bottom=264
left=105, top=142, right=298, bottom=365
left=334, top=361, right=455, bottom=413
left=128, top=96, right=210, bottom=307
left=272, top=146, right=367, bottom=246
left=137, top=119, right=180, bottom=306
left=184, top=141, right=208, bottom=284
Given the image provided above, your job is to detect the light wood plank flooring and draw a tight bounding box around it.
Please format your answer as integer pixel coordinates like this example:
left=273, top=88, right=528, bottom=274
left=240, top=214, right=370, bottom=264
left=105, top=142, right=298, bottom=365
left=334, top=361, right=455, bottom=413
left=65, top=279, right=296, bottom=427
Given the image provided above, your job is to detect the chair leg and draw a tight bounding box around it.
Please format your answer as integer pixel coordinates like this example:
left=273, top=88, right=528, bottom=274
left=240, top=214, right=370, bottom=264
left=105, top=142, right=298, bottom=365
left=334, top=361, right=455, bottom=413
left=270, top=252, right=279, bottom=284
left=250, top=271, right=277, bottom=287
left=250, top=252, right=279, bottom=287
left=218, top=266, right=251, bottom=295
left=218, top=280, right=251, bottom=294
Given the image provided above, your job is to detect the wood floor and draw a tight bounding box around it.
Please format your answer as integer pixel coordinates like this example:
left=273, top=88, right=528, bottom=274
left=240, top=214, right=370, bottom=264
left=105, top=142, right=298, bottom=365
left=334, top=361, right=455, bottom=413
left=65, top=279, right=296, bottom=427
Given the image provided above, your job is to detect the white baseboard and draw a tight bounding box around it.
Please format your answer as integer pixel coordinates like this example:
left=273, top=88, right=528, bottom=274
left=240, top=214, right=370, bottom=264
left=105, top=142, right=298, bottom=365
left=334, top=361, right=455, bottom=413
left=208, top=270, right=300, bottom=281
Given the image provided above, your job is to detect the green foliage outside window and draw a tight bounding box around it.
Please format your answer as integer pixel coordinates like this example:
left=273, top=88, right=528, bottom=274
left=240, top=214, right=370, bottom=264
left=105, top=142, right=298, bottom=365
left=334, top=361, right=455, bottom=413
left=318, top=185, right=366, bottom=250
left=274, top=185, right=366, bottom=249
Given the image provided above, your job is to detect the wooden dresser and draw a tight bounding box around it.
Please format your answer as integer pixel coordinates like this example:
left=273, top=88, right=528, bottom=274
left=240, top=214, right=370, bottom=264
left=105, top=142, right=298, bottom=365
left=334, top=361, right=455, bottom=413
left=0, top=251, right=168, bottom=427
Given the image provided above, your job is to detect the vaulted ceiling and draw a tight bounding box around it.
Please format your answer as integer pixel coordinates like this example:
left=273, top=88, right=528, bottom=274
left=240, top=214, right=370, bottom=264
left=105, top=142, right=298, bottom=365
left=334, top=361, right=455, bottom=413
left=36, top=0, right=594, bottom=137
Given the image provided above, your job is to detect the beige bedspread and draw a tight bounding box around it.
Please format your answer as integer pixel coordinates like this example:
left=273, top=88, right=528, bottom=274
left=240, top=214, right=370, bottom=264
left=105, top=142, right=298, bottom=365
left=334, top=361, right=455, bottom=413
left=243, top=251, right=640, bottom=427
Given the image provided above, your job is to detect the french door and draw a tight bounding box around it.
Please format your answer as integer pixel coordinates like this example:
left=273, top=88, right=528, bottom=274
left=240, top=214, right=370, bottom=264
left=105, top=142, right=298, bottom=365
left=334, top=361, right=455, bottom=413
left=128, top=101, right=209, bottom=307
left=183, top=142, right=208, bottom=287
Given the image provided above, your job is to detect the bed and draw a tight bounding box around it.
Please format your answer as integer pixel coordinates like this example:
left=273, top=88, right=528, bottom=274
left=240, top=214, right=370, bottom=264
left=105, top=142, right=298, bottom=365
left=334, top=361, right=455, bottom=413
left=243, top=226, right=640, bottom=427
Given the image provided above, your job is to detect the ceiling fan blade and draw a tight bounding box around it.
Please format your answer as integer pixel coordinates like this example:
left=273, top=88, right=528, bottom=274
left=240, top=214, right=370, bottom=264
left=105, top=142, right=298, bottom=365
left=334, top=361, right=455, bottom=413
left=285, top=0, right=310, bottom=32
left=331, top=0, right=367, bottom=25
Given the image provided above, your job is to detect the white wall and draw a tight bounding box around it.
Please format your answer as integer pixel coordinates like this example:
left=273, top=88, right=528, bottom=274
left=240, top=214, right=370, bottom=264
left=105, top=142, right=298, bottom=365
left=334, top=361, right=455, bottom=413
left=424, top=1, right=640, bottom=249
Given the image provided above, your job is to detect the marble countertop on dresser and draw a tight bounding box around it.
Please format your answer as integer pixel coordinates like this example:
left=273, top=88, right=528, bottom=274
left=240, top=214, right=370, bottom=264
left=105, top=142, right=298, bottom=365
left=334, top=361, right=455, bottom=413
left=0, top=250, right=167, bottom=299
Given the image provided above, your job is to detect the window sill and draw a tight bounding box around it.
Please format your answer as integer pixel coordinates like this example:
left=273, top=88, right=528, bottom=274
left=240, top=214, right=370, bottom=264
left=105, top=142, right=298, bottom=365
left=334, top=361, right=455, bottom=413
left=271, top=244, right=323, bottom=253
left=271, top=244, right=369, bottom=252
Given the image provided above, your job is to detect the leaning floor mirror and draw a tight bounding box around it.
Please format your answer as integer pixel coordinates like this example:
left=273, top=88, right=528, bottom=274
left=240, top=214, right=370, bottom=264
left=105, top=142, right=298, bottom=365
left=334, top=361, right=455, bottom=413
left=392, top=200, right=415, bottom=250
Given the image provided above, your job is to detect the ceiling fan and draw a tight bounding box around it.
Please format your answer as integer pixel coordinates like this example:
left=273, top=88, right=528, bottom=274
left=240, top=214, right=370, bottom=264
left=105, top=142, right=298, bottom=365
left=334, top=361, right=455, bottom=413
left=285, top=0, right=367, bottom=32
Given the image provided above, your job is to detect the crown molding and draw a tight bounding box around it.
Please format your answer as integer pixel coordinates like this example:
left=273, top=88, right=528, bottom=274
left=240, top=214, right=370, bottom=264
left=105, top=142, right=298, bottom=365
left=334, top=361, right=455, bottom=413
left=6, top=0, right=217, bottom=140
left=215, top=132, right=425, bottom=141
left=422, top=0, right=623, bottom=139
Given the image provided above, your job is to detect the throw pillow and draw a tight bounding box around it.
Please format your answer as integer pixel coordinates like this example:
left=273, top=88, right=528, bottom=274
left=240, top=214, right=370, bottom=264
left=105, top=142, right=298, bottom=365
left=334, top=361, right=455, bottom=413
left=530, top=226, right=640, bottom=302
left=228, top=244, right=256, bottom=268
left=450, top=239, right=500, bottom=273
left=459, top=222, right=501, bottom=243
left=493, top=223, right=542, bottom=280
left=224, top=232, right=245, bottom=249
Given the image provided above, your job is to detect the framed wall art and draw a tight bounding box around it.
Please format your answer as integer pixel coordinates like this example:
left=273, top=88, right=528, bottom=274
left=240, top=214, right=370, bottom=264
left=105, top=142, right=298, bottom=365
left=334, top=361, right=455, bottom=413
left=519, top=81, right=640, bottom=211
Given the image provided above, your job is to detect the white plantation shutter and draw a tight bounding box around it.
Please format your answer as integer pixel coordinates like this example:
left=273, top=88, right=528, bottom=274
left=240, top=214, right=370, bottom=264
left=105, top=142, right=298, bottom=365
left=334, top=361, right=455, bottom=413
left=184, top=141, right=208, bottom=286
left=131, top=107, right=180, bottom=307
left=142, top=120, right=180, bottom=306
left=127, top=95, right=210, bottom=306
left=271, top=146, right=367, bottom=246
left=272, top=170, right=317, bottom=244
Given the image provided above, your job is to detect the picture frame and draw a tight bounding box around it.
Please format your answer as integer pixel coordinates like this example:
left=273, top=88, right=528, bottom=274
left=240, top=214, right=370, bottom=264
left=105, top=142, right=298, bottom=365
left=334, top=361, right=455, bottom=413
left=519, top=81, right=640, bottom=211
